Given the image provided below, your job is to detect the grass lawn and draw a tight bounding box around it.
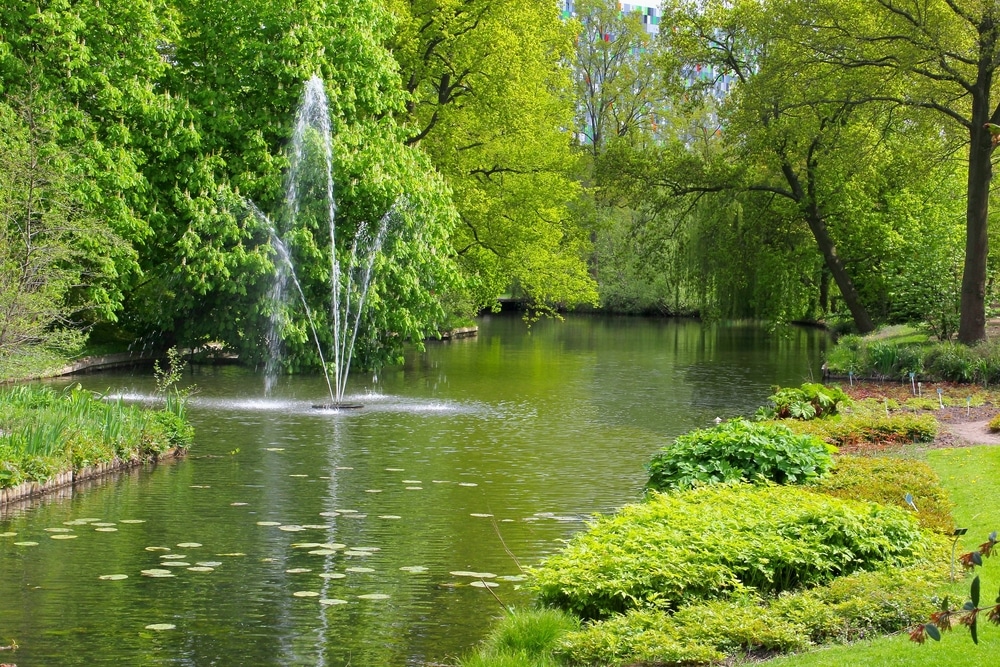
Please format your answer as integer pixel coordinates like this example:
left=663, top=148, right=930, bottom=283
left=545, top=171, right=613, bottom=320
left=764, top=445, right=1000, bottom=666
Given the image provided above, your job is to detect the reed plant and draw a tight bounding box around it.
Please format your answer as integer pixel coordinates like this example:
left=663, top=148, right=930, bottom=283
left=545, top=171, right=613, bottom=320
left=0, top=384, right=193, bottom=488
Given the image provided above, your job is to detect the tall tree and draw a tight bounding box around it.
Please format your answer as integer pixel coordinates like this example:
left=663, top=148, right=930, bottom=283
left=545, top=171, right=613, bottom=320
left=798, top=0, right=1000, bottom=342
left=390, top=0, right=597, bottom=312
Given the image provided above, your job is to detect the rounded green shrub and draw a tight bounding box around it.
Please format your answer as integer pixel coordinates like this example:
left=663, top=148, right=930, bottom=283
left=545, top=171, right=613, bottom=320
left=646, top=418, right=834, bottom=492
left=812, top=455, right=953, bottom=534
left=531, top=484, right=937, bottom=619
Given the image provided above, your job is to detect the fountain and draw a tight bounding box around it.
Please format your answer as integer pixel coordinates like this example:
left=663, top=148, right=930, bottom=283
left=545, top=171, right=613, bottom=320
left=257, top=75, right=392, bottom=409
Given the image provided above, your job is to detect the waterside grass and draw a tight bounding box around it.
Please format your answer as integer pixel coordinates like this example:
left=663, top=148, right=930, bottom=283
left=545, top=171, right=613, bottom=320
left=0, top=384, right=193, bottom=490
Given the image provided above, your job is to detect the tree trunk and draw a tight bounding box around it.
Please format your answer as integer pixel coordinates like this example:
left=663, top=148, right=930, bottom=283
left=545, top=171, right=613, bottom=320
left=958, top=102, right=993, bottom=343
left=803, top=211, right=875, bottom=334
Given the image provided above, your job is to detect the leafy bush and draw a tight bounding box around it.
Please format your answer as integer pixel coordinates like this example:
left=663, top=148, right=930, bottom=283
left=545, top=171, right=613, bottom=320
left=763, top=383, right=850, bottom=420
left=787, top=412, right=938, bottom=451
left=530, top=484, right=937, bottom=619
left=924, top=342, right=977, bottom=382
left=557, top=567, right=942, bottom=665
left=990, top=414, right=1000, bottom=433
left=646, top=419, right=834, bottom=492
left=811, top=456, right=954, bottom=534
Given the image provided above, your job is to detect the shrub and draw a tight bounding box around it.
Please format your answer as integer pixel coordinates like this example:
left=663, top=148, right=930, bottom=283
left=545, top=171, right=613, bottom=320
left=557, top=567, right=942, bottom=665
left=924, top=342, right=977, bottom=382
left=990, top=414, right=1000, bottom=433
left=646, top=419, right=834, bottom=492
left=811, top=456, right=954, bottom=534
left=787, top=413, right=938, bottom=451
left=530, top=484, right=937, bottom=619
left=764, top=383, right=851, bottom=420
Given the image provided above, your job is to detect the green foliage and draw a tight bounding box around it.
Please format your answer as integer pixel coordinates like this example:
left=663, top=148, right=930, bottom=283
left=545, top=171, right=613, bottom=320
left=530, top=483, right=936, bottom=619
left=0, top=384, right=192, bottom=488
left=646, top=418, right=834, bottom=491
left=827, top=337, right=1000, bottom=385
left=558, top=566, right=942, bottom=665
left=766, top=383, right=851, bottom=420
left=812, top=456, right=954, bottom=534
left=988, top=414, right=1000, bottom=433
left=787, top=412, right=938, bottom=451
left=459, top=608, right=580, bottom=667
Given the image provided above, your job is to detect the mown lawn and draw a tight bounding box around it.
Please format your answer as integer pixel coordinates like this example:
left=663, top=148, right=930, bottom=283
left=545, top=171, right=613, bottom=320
left=765, top=445, right=1000, bottom=666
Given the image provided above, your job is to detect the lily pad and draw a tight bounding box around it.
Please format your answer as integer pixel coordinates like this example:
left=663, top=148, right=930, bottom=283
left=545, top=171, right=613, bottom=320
left=449, top=571, right=497, bottom=579
left=365, top=489, right=382, bottom=493
left=141, top=569, right=173, bottom=576
left=230, top=502, right=249, bottom=506
left=145, top=546, right=171, bottom=552
left=318, top=511, right=340, bottom=518
left=470, top=581, right=500, bottom=588
left=196, top=561, right=223, bottom=567
left=319, top=598, right=349, bottom=605
left=335, top=509, right=357, bottom=514
left=50, top=534, right=78, bottom=540
left=278, top=525, right=305, bottom=532
left=301, top=524, right=331, bottom=530
left=286, top=568, right=312, bottom=574
left=399, top=566, right=429, bottom=573
left=256, top=521, right=281, bottom=527
left=145, top=623, right=176, bottom=630
left=308, top=549, right=337, bottom=556
left=119, top=519, right=146, bottom=524
left=377, top=515, right=401, bottom=520
left=217, top=552, right=246, bottom=557
left=470, top=513, right=493, bottom=518
left=458, top=482, right=478, bottom=487
left=320, top=543, right=347, bottom=550
left=401, top=480, right=421, bottom=484
left=498, top=574, right=527, bottom=582
left=334, top=466, right=353, bottom=470
left=291, top=542, right=324, bottom=549
left=318, top=573, right=346, bottom=579
left=385, top=468, right=404, bottom=472
left=92, top=522, right=116, bottom=527
left=95, top=527, right=118, bottom=532
left=405, top=487, right=423, bottom=490
left=160, top=554, right=187, bottom=560
left=14, top=541, right=38, bottom=546
left=344, top=550, right=371, bottom=557
left=161, top=561, right=191, bottom=567
left=44, top=527, right=72, bottom=533
left=292, top=591, right=320, bottom=598
left=289, top=474, right=308, bottom=478
left=345, top=567, right=374, bottom=573
left=341, top=514, right=367, bottom=519
left=264, top=447, right=285, bottom=452
left=177, top=542, right=202, bottom=548
left=99, top=574, right=128, bottom=581
left=357, top=593, right=390, bottom=600
left=187, top=566, right=214, bottom=572
left=0, top=532, right=17, bottom=537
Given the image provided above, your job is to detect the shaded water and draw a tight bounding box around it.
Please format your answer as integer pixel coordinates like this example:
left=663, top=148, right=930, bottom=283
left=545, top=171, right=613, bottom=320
left=0, top=316, right=827, bottom=665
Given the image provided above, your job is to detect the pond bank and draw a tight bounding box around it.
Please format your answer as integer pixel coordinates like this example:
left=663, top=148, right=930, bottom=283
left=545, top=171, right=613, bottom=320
left=0, top=446, right=186, bottom=508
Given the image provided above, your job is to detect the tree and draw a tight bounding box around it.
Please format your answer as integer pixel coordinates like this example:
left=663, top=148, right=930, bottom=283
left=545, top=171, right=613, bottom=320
left=798, top=0, right=1000, bottom=342
left=389, top=0, right=598, bottom=313
left=0, top=97, right=128, bottom=358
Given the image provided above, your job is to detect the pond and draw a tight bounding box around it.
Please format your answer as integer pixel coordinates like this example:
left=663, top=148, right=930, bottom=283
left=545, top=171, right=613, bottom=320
left=0, top=315, right=827, bottom=665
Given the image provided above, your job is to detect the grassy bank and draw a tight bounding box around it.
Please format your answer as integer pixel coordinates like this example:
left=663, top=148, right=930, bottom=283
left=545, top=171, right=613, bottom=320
left=0, top=384, right=193, bottom=491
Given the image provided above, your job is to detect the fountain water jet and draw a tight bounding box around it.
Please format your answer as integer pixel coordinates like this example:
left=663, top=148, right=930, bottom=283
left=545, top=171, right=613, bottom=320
left=258, top=75, right=393, bottom=409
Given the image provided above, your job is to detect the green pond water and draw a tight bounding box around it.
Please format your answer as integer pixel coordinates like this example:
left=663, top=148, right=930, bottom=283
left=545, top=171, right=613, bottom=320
left=0, top=315, right=827, bottom=665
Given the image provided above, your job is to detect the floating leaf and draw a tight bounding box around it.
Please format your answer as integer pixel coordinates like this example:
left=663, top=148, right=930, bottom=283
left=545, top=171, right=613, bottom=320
left=470, top=581, right=499, bottom=588
left=289, top=474, right=308, bottom=478
left=400, top=566, right=428, bottom=573
left=385, top=468, right=404, bottom=472
left=45, top=527, right=72, bottom=533
left=264, top=448, right=285, bottom=452
left=119, top=519, right=146, bottom=524
left=344, top=550, right=372, bottom=557
left=230, top=502, right=249, bottom=506
left=378, top=515, right=401, bottom=520
left=292, top=543, right=324, bottom=549
left=92, top=522, right=116, bottom=527
left=449, top=571, right=496, bottom=579
left=318, top=573, right=346, bottom=579
left=50, top=534, right=78, bottom=540
left=432, top=480, right=450, bottom=484
left=319, top=598, right=348, bottom=605
left=286, top=568, right=312, bottom=574
left=187, top=567, right=214, bottom=572
left=95, top=527, right=118, bottom=532
left=318, top=512, right=340, bottom=518
left=342, top=514, right=367, bottom=519
left=308, top=549, right=337, bottom=555
left=470, top=513, right=493, bottom=518
left=498, top=575, right=527, bottom=582
left=145, top=623, right=176, bottom=630
left=145, top=546, right=170, bottom=552
left=141, top=569, right=173, bottom=576
left=365, top=489, right=382, bottom=493
left=161, top=555, right=187, bottom=560
left=177, top=542, right=202, bottom=548
left=402, top=480, right=421, bottom=484
left=98, top=574, right=128, bottom=581
left=189, top=485, right=210, bottom=489
left=335, top=509, right=357, bottom=514
left=255, top=521, right=281, bottom=527
left=196, top=561, right=222, bottom=567
left=357, top=593, right=390, bottom=600
left=458, top=483, right=478, bottom=487
left=405, top=487, right=423, bottom=490
left=320, top=543, right=346, bottom=550
left=301, top=524, right=331, bottom=530
left=345, top=567, right=374, bottom=573
left=279, top=525, right=305, bottom=532
left=292, top=591, right=320, bottom=598
left=161, top=562, right=191, bottom=567
left=335, top=466, right=353, bottom=470
left=217, top=552, right=246, bottom=557
left=13, top=541, right=38, bottom=546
